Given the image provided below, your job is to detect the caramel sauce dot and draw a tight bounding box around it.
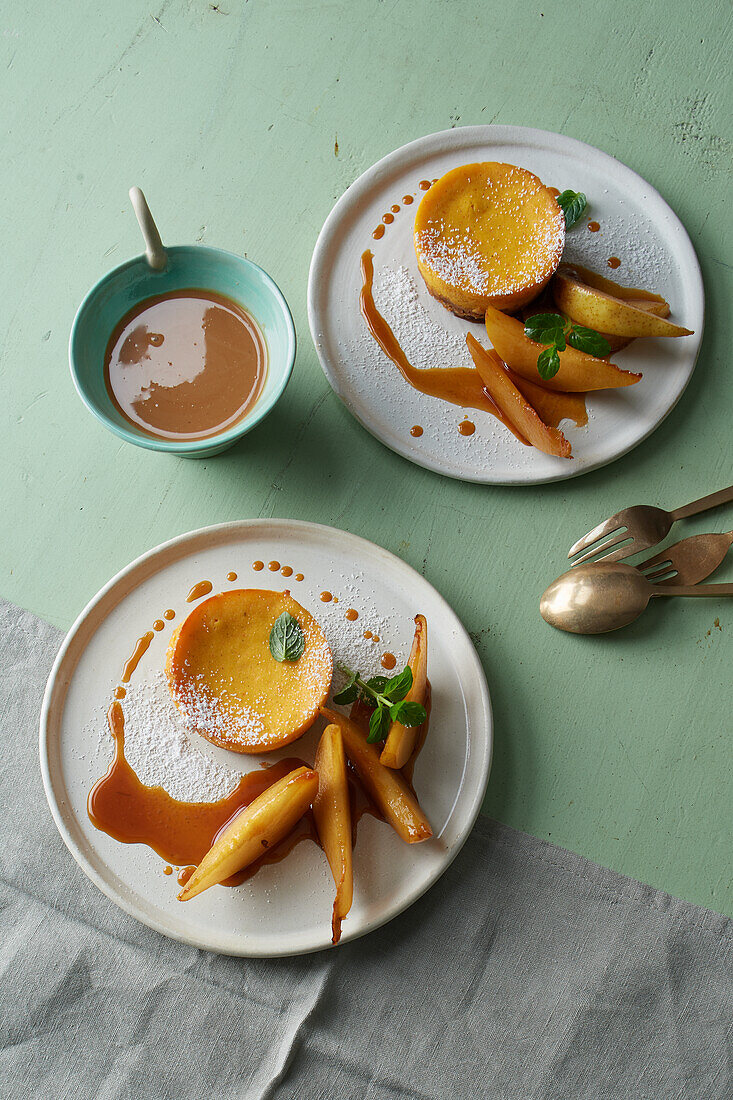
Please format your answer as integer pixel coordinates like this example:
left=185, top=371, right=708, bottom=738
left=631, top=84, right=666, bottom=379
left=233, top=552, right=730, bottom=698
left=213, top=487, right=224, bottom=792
left=295, top=573, right=304, bottom=582
left=113, top=686, right=126, bottom=700
left=419, top=180, right=431, bottom=190
left=382, top=212, right=394, bottom=224
left=458, top=419, right=476, bottom=436
left=268, top=561, right=280, bottom=571
left=153, top=620, right=165, bottom=631
left=163, top=865, right=173, bottom=876
left=164, top=609, right=175, bottom=620
left=226, top=571, right=238, bottom=582
left=177, top=866, right=195, bottom=887
left=381, top=652, right=397, bottom=670
left=281, top=566, right=293, bottom=577
left=402, top=194, right=414, bottom=205
left=372, top=224, right=385, bottom=240
left=345, top=608, right=359, bottom=621
left=588, top=221, right=600, bottom=232
left=373, top=635, right=380, bottom=643
left=252, top=560, right=264, bottom=571
left=390, top=204, right=400, bottom=213
left=410, top=425, right=423, bottom=437
left=320, top=591, right=333, bottom=603
left=333, top=597, right=339, bottom=604
left=363, top=630, right=373, bottom=639
left=607, top=256, right=621, bottom=269
left=186, top=580, right=213, bottom=602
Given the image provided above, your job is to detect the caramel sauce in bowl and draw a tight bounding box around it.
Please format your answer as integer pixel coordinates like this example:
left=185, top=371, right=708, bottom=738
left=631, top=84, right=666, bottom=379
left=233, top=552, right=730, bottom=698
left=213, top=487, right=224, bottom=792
left=70, top=245, right=296, bottom=458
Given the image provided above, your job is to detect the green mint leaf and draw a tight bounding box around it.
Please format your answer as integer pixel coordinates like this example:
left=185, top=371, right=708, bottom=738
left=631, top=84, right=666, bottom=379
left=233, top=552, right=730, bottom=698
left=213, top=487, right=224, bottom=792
left=524, top=313, right=566, bottom=344
left=333, top=669, right=360, bottom=705
left=557, top=190, right=587, bottom=229
left=567, top=325, right=611, bottom=358
left=389, top=700, right=427, bottom=727
left=269, top=612, right=305, bottom=663
left=537, top=346, right=561, bottom=380
left=365, top=675, right=389, bottom=696
left=384, top=666, right=413, bottom=702
left=367, top=705, right=391, bottom=744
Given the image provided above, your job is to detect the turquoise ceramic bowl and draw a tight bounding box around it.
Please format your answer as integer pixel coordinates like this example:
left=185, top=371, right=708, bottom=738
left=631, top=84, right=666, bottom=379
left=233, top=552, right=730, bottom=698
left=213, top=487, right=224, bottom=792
left=69, top=245, right=296, bottom=458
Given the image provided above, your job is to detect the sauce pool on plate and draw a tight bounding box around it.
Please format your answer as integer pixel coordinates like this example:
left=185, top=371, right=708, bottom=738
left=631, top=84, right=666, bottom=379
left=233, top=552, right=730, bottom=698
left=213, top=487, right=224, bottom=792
left=104, top=289, right=267, bottom=441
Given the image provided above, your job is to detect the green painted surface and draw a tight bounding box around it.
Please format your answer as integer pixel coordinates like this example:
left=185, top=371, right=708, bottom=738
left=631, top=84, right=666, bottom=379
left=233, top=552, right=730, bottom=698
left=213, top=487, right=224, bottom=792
left=2, top=2, right=731, bottom=913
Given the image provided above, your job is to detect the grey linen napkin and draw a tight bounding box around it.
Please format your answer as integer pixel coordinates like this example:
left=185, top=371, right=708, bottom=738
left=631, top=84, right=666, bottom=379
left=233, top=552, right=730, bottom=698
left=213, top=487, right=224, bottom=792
left=1, top=597, right=731, bottom=1100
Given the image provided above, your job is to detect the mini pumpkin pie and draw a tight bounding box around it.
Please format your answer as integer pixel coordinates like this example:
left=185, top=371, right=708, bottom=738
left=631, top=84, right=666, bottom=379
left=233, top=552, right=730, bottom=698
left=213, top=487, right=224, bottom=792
left=413, top=162, right=565, bottom=320
left=166, top=589, right=332, bottom=753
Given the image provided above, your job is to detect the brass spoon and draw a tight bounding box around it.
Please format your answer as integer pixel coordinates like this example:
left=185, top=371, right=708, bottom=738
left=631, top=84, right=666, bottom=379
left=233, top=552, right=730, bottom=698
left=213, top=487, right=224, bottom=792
left=540, top=562, right=733, bottom=634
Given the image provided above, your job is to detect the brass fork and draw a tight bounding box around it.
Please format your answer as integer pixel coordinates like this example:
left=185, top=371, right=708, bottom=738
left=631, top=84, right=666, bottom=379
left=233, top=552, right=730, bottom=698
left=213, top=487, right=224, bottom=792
left=568, top=484, right=733, bottom=565
left=637, top=529, right=733, bottom=586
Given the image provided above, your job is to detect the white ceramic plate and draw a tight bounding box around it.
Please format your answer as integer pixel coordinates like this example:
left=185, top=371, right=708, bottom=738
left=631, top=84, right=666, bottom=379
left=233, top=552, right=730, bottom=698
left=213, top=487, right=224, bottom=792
left=40, top=520, right=492, bottom=957
left=308, top=125, right=704, bottom=484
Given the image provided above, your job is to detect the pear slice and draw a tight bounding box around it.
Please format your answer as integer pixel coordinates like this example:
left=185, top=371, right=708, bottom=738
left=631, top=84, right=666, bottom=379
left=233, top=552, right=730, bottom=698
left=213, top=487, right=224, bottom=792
left=178, top=766, right=319, bottom=900
left=321, top=707, right=433, bottom=843
left=553, top=267, right=692, bottom=338
left=380, top=615, right=428, bottom=770
left=558, top=263, right=668, bottom=303
left=313, top=724, right=353, bottom=944
left=484, top=305, right=641, bottom=392
left=467, top=335, right=572, bottom=458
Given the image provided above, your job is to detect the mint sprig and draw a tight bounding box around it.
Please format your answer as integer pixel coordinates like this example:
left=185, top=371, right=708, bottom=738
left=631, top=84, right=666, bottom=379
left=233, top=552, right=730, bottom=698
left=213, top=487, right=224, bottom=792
left=333, top=663, right=426, bottom=743
left=524, top=312, right=611, bottom=380
left=557, top=190, right=587, bottom=229
left=269, top=612, right=305, bottom=662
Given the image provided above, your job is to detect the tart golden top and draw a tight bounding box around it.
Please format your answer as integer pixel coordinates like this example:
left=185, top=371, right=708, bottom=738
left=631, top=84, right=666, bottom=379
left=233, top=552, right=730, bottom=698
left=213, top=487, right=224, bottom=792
left=166, top=589, right=332, bottom=754
left=414, top=162, right=565, bottom=315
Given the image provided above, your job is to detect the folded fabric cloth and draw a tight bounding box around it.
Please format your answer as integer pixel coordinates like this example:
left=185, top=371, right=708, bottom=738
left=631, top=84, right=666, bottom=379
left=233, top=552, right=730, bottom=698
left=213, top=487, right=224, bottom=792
left=1, top=598, right=730, bottom=1099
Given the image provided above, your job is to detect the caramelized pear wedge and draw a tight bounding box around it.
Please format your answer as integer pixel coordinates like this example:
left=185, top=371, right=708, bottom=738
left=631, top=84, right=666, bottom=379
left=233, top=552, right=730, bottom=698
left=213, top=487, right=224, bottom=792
left=484, top=305, right=641, bottom=392
left=313, top=724, right=353, bottom=945
left=553, top=265, right=692, bottom=338
left=558, top=263, right=668, bottom=302
left=178, top=766, right=319, bottom=901
left=380, top=615, right=428, bottom=770
left=321, top=707, right=433, bottom=844
left=467, top=336, right=572, bottom=458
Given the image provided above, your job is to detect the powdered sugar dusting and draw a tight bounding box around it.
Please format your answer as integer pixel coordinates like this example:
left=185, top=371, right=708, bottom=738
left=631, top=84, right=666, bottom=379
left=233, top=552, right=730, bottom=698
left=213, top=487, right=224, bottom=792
left=113, top=670, right=241, bottom=802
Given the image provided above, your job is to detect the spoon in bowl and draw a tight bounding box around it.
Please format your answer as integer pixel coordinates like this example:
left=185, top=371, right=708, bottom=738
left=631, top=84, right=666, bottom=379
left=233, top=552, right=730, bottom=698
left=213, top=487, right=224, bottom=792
left=540, top=562, right=733, bottom=634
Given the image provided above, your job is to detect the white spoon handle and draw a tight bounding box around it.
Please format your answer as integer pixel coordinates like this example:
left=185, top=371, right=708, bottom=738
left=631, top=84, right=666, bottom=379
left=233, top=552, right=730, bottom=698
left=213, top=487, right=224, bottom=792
left=129, top=186, right=167, bottom=270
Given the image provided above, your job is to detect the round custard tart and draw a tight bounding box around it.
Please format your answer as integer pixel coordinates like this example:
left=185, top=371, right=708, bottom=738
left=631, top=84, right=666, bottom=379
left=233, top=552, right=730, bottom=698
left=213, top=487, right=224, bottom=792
left=166, top=589, right=332, bottom=753
left=413, top=162, right=566, bottom=320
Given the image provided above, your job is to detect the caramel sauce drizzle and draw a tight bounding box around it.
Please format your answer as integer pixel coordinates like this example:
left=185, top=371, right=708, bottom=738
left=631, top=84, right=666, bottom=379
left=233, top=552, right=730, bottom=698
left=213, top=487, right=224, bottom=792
left=186, top=580, right=213, bottom=602
left=121, top=632, right=155, bottom=683
left=360, top=249, right=587, bottom=433
left=88, top=702, right=317, bottom=882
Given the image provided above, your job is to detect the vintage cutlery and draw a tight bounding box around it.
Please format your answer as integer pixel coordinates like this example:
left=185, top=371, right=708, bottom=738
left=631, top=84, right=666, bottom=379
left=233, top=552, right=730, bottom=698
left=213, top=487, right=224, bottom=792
left=568, top=484, right=733, bottom=565
left=540, top=561, right=733, bottom=634
left=637, top=529, right=733, bottom=586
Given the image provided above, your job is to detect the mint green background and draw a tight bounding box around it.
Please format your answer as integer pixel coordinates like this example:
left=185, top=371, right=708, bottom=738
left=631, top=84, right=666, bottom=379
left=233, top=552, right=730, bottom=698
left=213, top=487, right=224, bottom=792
left=2, top=2, right=731, bottom=914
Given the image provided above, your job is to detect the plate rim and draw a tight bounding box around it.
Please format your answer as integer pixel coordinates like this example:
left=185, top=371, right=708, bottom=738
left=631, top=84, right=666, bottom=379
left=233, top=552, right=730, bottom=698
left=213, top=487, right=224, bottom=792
left=307, top=123, right=705, bottom=486
left=39, top=518, right=493, bottom=957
